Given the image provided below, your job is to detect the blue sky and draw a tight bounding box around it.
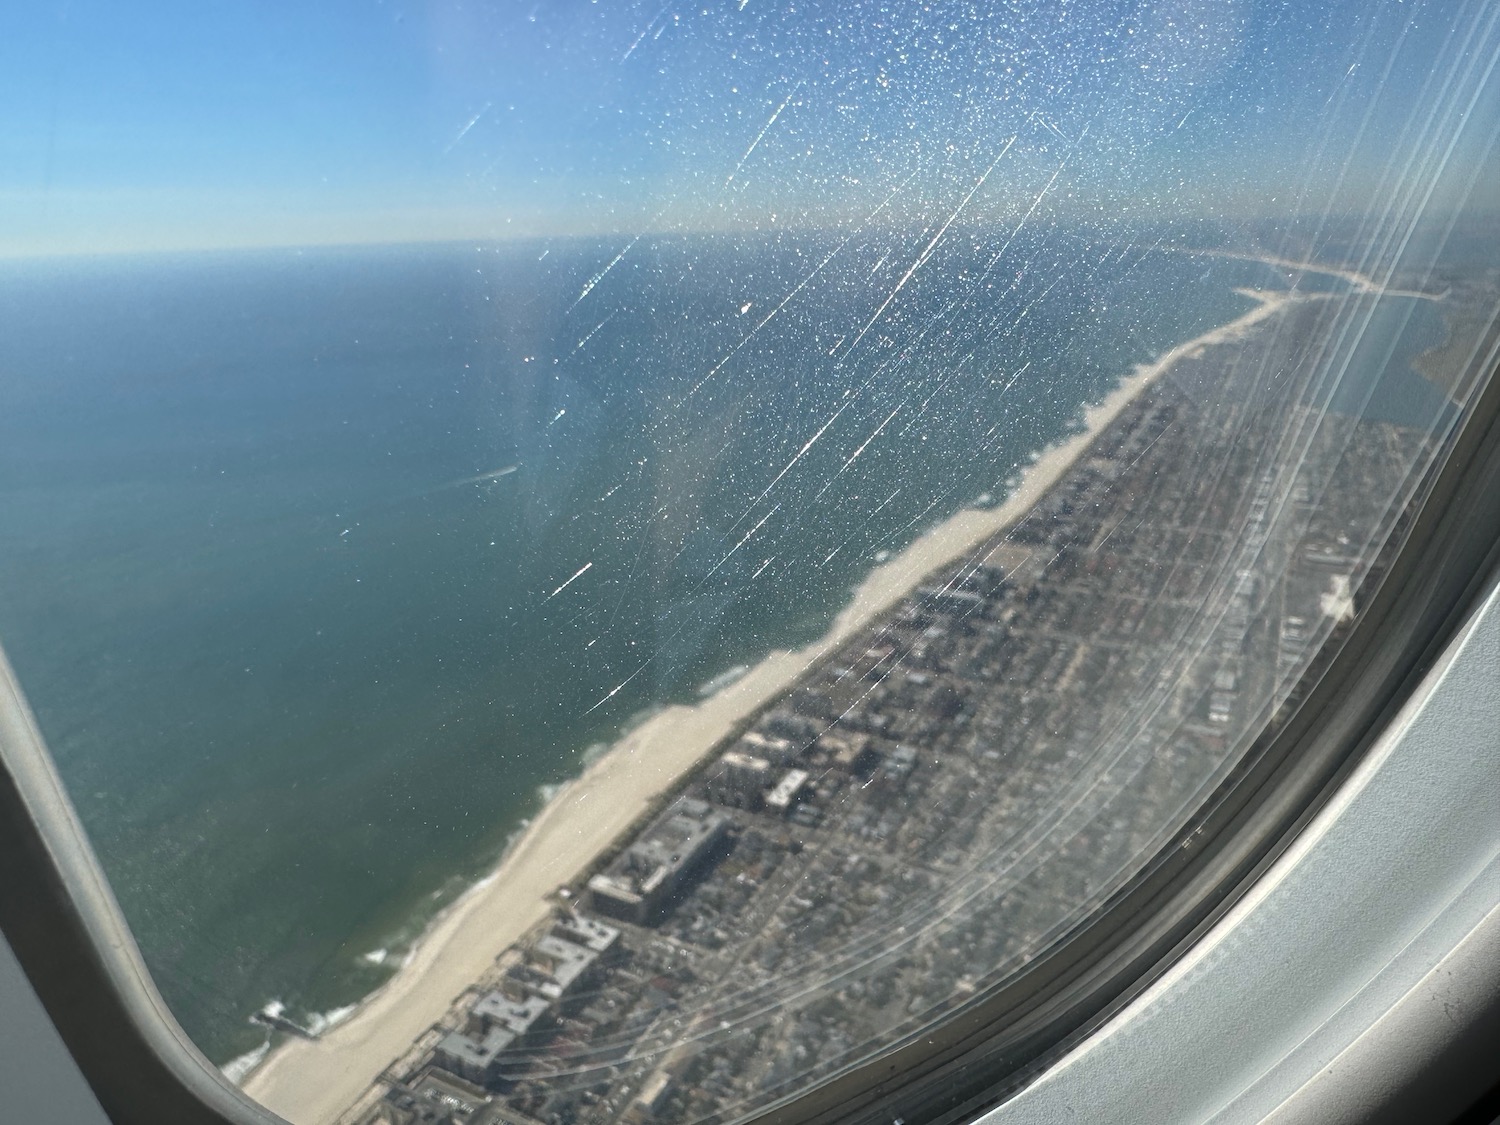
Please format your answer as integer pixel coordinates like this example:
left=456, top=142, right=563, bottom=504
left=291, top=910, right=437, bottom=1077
left=2, top=0, right=1493, bottom=255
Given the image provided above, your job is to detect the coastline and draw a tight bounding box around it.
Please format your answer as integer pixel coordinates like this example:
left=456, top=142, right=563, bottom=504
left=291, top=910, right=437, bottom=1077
left=1207, top=249, right=1444, bottom=301
left=241, top=284, right=1295, bottom=1125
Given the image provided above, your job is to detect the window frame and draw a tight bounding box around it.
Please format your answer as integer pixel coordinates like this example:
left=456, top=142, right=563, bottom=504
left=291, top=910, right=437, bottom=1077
left=978, top=555, right=1500, bottom=1125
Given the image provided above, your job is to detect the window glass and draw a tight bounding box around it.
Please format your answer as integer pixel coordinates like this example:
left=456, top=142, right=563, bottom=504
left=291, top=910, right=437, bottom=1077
left=0, top=2, right=1496, bottom=1124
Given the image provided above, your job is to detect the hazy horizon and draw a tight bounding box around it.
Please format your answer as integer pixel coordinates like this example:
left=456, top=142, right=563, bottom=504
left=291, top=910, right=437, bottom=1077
left=4, top=206, right=1496, bottom=266
left=5, top=0, right=1497, bottom=259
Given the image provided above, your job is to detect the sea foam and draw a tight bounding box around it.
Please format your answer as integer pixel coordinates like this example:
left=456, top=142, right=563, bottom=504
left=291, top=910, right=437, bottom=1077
left=306, top=1004, right=359, bottom=1037
left=221, top=1040, right=271, bottom=1085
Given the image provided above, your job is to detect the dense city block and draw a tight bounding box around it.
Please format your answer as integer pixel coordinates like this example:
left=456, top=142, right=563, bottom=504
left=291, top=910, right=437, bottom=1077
left=358, top=291, right=1441, bottom=1125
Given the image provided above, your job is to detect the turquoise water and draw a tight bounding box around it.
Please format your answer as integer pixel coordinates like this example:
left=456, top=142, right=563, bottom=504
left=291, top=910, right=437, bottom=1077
left=0, top=230, right=1421, bottom=1065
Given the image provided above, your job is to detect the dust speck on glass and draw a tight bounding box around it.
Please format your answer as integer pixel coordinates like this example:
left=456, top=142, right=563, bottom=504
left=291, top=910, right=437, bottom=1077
left=0, top=0, right=1496, bottom=1122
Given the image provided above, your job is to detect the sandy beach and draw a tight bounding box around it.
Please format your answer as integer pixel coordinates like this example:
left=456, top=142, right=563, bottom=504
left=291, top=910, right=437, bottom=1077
left=241, top=284, right=1293, bottom=1125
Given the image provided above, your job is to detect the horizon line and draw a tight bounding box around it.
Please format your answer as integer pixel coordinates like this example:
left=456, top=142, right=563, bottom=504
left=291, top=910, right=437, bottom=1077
left=2, top=205, right=1476, bottom=265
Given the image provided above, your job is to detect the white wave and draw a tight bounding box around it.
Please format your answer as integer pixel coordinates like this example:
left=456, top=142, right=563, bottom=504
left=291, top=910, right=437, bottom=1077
left=257, top=999, right=285, bottom=1020
left=696, top=664, right=750, bottom=698
left=580, top=741, right=611, bottom=767
left=536, top=781, right=565, bottom=805
left=305, top=1004, right=359, bottom=1037
left=360, top=948, right=387, bottom=967
left=221, top=1040, right=271, bottom=1086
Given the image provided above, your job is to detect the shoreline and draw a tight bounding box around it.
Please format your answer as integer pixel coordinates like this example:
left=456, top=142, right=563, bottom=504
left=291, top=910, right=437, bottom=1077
left=241, top=284, right=1296, bottom=1125
left=1207, top=249, right=1444, bottom=301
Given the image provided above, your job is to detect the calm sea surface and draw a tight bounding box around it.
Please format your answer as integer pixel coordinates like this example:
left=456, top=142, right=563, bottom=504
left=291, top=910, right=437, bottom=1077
left=0, top=230, right=1443, bottom=1064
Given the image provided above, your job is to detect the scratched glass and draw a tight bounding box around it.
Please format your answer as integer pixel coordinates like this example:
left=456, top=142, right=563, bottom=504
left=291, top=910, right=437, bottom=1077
left=0, top=1, right=1497, bottom=1123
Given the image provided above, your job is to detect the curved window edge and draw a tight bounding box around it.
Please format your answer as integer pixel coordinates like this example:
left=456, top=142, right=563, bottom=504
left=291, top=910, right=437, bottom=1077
left=982, top=559, right=1500, bottom=1125
left=0, top=653, right=289, bottom=1125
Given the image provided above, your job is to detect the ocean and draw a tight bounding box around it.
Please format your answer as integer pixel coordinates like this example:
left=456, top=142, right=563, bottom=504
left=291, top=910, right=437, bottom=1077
left=0, top=227, right=1444, bottom=1067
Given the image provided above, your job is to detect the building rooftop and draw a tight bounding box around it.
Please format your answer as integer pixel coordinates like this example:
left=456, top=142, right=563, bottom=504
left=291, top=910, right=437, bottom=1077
left=739, top=731, right=795, bottom=761
left=530, top=935, right=598, bottom=993
left=588, top=798, right=733, bottom=921
left=719, top=749, right=771, bottom=773
left=436, top=1025, right=516, bottom=1071
left=472, top=991, right=550, bottom=1037
left=552, top=912, right=621, bottom=954
left=765, top=769, right=810, bottom=811
left=620, top=801, right=730, bottom=885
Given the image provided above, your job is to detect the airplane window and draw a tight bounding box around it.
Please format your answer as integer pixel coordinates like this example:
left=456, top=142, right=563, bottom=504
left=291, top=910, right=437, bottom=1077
left=0, top=2, right=1496, bottom=1125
